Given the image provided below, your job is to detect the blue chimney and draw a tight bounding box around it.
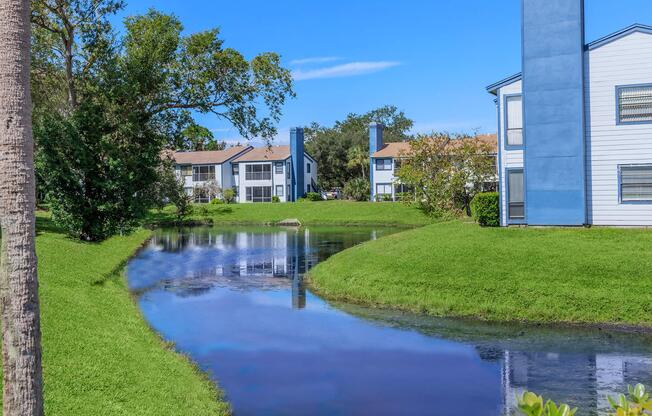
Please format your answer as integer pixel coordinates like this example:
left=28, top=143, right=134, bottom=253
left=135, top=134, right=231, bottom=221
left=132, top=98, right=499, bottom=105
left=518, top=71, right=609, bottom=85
left=290, top=127, right=305, bottom=201
left=369, top=122, right=384, bottom=201
left=522, top=0, right=587, bottom=225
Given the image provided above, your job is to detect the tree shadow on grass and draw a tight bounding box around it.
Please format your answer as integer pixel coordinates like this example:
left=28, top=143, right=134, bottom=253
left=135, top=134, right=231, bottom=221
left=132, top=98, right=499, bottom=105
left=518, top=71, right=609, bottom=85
left=35, top=215, right=65, bottom=236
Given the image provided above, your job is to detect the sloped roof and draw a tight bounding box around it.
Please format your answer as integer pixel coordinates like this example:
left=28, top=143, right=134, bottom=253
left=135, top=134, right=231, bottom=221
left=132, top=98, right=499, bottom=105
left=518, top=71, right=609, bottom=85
left=172, top=146, right=252, bottom=165
left=232, top=145, right=291, bottom=162
left=372, top=134, right=497, bottom=158
left=487, top=23, right=652, bottom=94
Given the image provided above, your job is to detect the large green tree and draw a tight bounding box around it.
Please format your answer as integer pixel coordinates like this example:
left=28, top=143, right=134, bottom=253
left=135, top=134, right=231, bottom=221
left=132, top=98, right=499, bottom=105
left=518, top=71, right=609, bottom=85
left=33, top=8, right=294, bottom=240
left=305, top=105, right=413, bottom=189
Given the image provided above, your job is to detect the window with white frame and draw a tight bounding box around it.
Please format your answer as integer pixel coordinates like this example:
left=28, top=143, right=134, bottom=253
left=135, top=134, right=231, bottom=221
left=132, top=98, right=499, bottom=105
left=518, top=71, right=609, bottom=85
left=375, top=159, right=392, bottom=171
left=376, top=183, right=392, bottom=196
left=620, top=165, right=652, bottom=202
left=179, top=165, right=192, bottom=177
left=245, top=186, right=272, bottom=203
left=507, top=169, right=524, bottom=220
left=306, top=162, right=311, bottom=173
left=245, top=164, right=271, bottom=180
left=286, top=162, right=291, bottom=179
left=275, top=162, right=284, bottom=174
left=618, top=85, right=652, bottom=124
left=232, top=164, right=239, bottom=176
left=276, top=185, right=284, bottom=197
left=193, top=187, right=210, bottom=203
left=192, top=165, right=215, bottom=182
left=505, top=95, right=523, bottom=146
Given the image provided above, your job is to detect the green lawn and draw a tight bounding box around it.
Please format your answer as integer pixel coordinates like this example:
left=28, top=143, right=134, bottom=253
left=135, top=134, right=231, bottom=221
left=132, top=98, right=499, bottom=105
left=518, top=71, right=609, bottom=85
left=308, top=221, right=652, bottom=327
left=149, top=200, right=433, bottom=227
left=7, top=215, right=230, bottom=415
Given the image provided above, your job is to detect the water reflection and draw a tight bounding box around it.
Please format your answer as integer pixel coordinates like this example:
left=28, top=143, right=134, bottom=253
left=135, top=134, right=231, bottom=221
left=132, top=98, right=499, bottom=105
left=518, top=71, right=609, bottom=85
left=127, top=226, right=652, bottom=416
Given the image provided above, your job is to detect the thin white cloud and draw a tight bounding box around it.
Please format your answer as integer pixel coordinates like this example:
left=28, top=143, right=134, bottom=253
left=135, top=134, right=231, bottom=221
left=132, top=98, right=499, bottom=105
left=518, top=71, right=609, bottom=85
left=292, top=61, right=401, bottom=81
left=290, top=56, right=340, bottom=66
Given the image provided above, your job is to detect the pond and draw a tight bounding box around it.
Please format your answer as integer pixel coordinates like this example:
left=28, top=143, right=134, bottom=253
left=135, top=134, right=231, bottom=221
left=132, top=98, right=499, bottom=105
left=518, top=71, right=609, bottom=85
left=127, top=226, right=652, bottom=416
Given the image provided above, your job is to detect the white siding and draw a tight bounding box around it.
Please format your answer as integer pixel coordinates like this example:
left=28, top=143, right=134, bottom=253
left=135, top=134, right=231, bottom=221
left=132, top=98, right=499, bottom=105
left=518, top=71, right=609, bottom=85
left=497, top=80, right=524, bottom=225
left=585, top=31, right=652, bottom=226
left=372, top=158, right=396, bottom=200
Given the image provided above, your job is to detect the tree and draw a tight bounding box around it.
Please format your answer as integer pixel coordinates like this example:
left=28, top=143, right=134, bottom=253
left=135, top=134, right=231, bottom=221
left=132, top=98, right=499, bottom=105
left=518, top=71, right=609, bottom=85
left=343, top=177, right=370, bottom=201
left=0, top=0, right=45, bottom=414
left=178, top=123, right=226, bottom=151
left=305, top=105, right=413, bottom=189
left=395, top=133, right=496, bottom=217
left=35, top=9, right=294, bottom=240
left=346, top=146, right=369, bottom=180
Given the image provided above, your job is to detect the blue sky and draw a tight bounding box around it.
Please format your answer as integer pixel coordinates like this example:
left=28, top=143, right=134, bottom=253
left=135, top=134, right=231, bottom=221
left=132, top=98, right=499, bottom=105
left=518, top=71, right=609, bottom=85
left=114, top=0, right=652, bottom=145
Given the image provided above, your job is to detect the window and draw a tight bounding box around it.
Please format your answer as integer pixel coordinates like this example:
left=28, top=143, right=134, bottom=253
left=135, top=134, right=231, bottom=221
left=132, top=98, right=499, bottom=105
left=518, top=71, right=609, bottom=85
left=618, top=85, right=652, bottom=124
left=306, top=162, right=311, bottom=173
left=232, top=164, right=239, bottom=176
left=276, top=185, right=284, bottom=197
left=507, top=169, right=525, bottom=220
left=307, top=184, right=311, bottom=193
left=245, top=186, right=272, bottom=203
left=179, top=165, right=192, bottom=177
left=245, top=164, right=271, bottom=180
left=375, top=159, right=392, bottom=171
left=287, top=185, right=290, bottom=199
left=376, top=183, right=392, bottom=195
left=286, top=162, right=291, bottom=179
left=394, top=159, right=403, bottom=170
left=192, top=165, right=215, bottom=182
left=275, top=162, right=284, bottom=174
left=193, top=188, right=209, bottom=204
left=505, top=95, right=523, bottom=146
left=233, top=186, right=239, bottom=197
left=620, top=165, right=652, bottom=202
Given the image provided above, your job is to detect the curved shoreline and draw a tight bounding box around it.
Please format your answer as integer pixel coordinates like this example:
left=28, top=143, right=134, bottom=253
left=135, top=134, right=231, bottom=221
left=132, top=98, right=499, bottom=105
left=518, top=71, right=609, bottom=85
left=307, top=221, right=652, bottom=331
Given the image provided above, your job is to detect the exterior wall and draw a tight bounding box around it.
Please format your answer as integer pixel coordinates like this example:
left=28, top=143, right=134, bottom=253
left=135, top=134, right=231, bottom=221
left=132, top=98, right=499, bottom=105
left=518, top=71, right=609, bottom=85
left=304, top=156, right=318, bottom=196
left=371, top=158, right=396, bottom=201
left=497, top=80, right=524, bottom=225
left=175, top=163, right=221, bottom=200
left=522, top=0, right=587, bottom=226
left=236, top=161, right=275, bottom=203
left=273, top=161, right=290, bottom=203
left=585, top=32, right=652, bottom=225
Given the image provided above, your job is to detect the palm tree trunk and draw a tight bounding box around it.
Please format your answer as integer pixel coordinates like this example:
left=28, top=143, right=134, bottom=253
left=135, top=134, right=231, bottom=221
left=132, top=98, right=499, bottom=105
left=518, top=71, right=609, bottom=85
left=0, top=0, right=45, bottom=415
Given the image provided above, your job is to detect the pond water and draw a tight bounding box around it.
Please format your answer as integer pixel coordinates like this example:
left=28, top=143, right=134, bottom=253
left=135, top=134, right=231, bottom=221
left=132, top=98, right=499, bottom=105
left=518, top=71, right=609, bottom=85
left=127, top=226, right=652, bottom=416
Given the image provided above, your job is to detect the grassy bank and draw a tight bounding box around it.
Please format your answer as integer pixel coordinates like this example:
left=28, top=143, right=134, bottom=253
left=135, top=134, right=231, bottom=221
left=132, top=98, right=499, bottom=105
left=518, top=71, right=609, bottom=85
left=149, top=200, right=433, bottom=227
left=309, top=221, right=652, bottom=327
left=4, top=215, right=230, bottom=415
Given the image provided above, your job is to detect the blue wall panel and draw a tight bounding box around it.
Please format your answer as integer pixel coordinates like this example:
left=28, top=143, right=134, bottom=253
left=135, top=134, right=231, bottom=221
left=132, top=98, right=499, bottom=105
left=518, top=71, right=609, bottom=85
left=522, top=0, right=587, bottom=225
left=291, top=128, right=305, bottom=201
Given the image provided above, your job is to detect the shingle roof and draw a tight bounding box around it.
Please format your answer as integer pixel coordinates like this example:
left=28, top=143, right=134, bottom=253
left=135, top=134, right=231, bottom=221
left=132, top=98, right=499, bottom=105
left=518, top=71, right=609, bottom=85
left=173, top=146, right=252, bottom=165
left=372, top=134, right=497, bottom=158
left=232, top=145, right=291, bottom=162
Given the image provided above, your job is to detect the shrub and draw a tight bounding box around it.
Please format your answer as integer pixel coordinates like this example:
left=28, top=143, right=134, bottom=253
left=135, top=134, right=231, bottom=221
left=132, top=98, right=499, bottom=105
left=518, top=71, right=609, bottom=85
left=343, top=177, right=370, bottom=201
left=516, top=391, right=576, bottom=416
left=222, top=188, right=236, bottom=204
left=272, top=196, right=280, bottom=203
left=210, top=198, right=224, bottom=205
left=375, top=194, right=393, bottom=202
left=305, top=192, right=322, bottom=202
left=471, top=192, right=499, bottom=227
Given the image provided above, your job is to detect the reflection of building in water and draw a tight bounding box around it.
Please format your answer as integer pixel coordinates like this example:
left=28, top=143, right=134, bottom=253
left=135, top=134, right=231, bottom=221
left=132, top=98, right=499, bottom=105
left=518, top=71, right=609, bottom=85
left=501, top=351, right=652, bottom=415
left=151, top=228, right=315, bottom=309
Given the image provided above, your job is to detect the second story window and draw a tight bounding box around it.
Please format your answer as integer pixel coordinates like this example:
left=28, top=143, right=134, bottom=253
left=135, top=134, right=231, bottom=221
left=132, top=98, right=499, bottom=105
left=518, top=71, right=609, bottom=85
left=275, top=162, right=284, bottom=174
left=232, top=164, right=239, bottom=176
left=192, top=165, right=215, bottom=182
left=505, top=95, right=523, bottom=147
left=375, top=159, right=392, bottom=171
left=245, top=164, right=271, bottom=181
left=286, top=162, right=291, bottom=179
left=306, top=162, right=311, bottom=174
left=618, top=84, right=652, bottom=124
left=179, top=165, right=192, bottom=177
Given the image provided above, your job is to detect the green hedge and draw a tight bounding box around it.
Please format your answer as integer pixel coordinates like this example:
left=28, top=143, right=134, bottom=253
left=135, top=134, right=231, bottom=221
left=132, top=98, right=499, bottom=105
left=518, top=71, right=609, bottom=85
left=471, top=192, right=499, bottom=227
